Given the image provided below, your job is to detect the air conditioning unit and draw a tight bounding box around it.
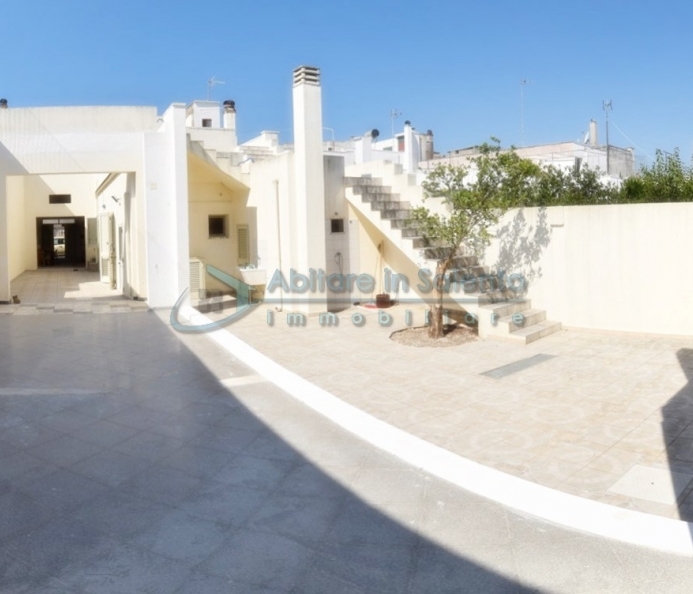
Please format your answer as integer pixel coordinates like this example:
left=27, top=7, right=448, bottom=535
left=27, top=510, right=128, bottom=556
left=189, top=258, right=206, bottom=300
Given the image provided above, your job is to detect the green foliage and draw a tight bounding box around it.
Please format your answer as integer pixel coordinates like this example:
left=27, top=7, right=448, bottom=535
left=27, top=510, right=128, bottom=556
left=412, top=140, right=534, bottom=257
left=420, top=141, right=693, bottom=211
left=411, top=139, right=693, bottom=337
left=619, top=149, right=693, bottom=203
left=532, top=164, right=618, bottom=206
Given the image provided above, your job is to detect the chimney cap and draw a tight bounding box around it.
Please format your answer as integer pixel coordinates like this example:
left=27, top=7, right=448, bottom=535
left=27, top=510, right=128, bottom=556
left=293, top=65, right=321, bottom=86
left=223, top=99, right=236, bottom=110
left=0, top=98, right=7, bottom=108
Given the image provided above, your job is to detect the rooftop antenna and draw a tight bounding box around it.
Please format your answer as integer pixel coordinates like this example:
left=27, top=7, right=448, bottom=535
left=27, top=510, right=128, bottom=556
left=603, top=100, right=612, bottom=175
left=207, top=76, right=225, bottom=100
left=390, top=109, right=402, bottom=139
left=520, top=78, right=532, bottom=146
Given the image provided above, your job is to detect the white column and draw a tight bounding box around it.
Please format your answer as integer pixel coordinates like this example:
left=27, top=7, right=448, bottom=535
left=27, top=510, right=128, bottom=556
left=143, top=103, right=190, bottom=308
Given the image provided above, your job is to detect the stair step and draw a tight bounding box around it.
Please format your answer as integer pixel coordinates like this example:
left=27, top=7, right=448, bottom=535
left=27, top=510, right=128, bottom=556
left=380, top=209, right=411, bottom=221
left=371, top=200, right=411, bottom=210
left=479, top=299, right=531, bottom=318
left=421, top=246, right=459, bottom=260
left=350, top=186, right=392, bottom=196
left=361, top=192, right=394, bottom=202
left=502, top=320, right=563, bottom=344
left=344, top=176, right=383, bottom=187
left=497, top=308, right=546, bottom=329
left=390, top=219, right=414, bottom=229
left=463, top=289, right=516, bottom=304
left=450, top=255, right=479, bottom=268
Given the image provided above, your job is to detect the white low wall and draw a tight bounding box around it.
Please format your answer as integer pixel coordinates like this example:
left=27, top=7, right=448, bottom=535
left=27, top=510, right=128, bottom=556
left=483, top=202, right=693, bottom=336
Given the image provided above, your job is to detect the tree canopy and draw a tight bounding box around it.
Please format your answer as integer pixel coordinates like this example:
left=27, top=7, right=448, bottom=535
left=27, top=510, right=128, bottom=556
left=411, top=139, right=693, bottom=338
left=618, top=149, right=693, bottom=203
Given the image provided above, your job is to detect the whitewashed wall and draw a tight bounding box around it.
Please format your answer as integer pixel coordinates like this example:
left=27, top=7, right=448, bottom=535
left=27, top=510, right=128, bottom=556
left=483, top=203, right=693, bottom=336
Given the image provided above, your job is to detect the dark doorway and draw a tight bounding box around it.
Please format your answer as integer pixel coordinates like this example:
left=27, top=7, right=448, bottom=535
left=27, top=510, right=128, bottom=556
left=36, top=217, right=86, bottom=267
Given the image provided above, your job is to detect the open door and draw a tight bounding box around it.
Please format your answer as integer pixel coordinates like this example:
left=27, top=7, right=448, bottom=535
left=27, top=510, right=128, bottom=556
left=98, top=212, right=116, bottom=288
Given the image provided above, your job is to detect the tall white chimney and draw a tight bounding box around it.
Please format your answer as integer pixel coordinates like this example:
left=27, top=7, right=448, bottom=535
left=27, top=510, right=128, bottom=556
left=291, top=65, right=327, bottom=313
left=222, top=100, right=236, bottom=131
left=589, top=119, right=598, bottom=147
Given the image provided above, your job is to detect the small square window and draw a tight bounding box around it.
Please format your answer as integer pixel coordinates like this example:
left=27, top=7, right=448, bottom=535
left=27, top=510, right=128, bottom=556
left=202, top=118, right=212, bottom=128
left=49, top=194, right=71, bottom=204
left=208, top=215, right=228, bottom=238
left=331, top=218, right=344, bottom=233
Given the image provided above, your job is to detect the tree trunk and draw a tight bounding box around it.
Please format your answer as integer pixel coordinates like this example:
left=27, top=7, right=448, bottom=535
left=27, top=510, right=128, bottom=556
left=428, top=260, right=447, bottom=339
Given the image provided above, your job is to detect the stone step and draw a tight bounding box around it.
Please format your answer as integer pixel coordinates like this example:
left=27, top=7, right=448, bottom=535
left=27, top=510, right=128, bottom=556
left=421, top=246, right=459, bottom=260
left=371, top=200, right=411, bottom=210
left=344, top=176, right=383, bottom=187
left=502, top=320, right=563, bottom=345
left=380, top=209, right=411, bottom=221
left=442, top=265, right=493, bottom=280
left=350, top=185, right=391, bottom=195
left=450, top=255, right=479, bottom=268
left=455, top=276, right=508, bottom=294
left=359, top=192, right=391, bottom=202
left=496, top=308, right=546, bottom=330
left=390, top=218, right=415, bottom=229
left=400, top=228, right=421, bottom=238
left=479, top=299, right=531, bottom=318
left=463, top=289, right=517, bottom=304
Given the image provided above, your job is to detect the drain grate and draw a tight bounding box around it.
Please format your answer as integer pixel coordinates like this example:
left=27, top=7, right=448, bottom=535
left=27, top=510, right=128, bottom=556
left=481, top=353, right=555, bottom=379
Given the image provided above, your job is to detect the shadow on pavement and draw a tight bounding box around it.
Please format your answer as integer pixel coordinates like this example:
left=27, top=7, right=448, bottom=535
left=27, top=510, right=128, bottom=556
left=665, top=349, right=693, bottom=529
left=0, top=313, right=548, bottom=594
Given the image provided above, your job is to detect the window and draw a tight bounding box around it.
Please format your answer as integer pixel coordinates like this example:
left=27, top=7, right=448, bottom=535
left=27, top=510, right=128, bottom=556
left=208, top=215, right=228, bottom=238
left=87, top=218, right=98, bottom=246
left=237, top=225, right=249, bottom=265
left=202, top=118, right=212, bottom=128
left=49, top=194, right=71, bottom=204
left=331, top=218, right=344, bottom=233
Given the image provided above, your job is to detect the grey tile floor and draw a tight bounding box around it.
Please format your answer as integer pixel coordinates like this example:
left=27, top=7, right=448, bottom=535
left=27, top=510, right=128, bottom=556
left=1, top=269, right=147, bottom=314
left=1, top=313, right=693, bottom=593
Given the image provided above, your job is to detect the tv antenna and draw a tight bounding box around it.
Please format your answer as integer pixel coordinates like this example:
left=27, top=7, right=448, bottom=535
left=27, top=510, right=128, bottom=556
left=603, top=100, right=612, bottom=175
left=390, top=109, right=402, bottom=139
left=207, top=76, right=226, bottom=100
left=520, top=78, right=532, bottom=146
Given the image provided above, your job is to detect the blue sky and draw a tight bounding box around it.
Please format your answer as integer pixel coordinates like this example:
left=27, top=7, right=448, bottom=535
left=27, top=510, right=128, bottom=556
left=2, top=1, right=692, bottom=164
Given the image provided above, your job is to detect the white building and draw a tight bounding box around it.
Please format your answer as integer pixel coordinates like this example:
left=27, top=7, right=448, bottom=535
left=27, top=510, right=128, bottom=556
left=5, top=66, right=680, bottom=344
left=422, top=119, right=636, bottom=180
left=0, top=67, right=365, bottom=317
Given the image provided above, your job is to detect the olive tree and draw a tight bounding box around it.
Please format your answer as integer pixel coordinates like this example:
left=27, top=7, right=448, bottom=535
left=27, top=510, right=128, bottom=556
left=411, top=141, right=542, bottom=339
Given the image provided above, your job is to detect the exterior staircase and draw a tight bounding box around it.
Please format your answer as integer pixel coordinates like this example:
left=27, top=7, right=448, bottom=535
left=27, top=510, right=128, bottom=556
left=345, top=175, right=562, bottom=344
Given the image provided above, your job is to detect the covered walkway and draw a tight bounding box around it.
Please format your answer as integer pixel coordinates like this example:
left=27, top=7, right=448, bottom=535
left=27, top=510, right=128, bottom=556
left=1, top=269, right=147, bottom=315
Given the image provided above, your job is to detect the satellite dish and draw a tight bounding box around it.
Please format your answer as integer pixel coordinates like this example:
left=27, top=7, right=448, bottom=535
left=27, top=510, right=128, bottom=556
left=370, top=129, right=380, bottom=140
left=582, top=131, right=589, bottom=144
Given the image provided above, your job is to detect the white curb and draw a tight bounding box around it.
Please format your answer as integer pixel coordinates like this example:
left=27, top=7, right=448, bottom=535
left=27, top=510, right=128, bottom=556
left=178, top=305, right=693, bottom=556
